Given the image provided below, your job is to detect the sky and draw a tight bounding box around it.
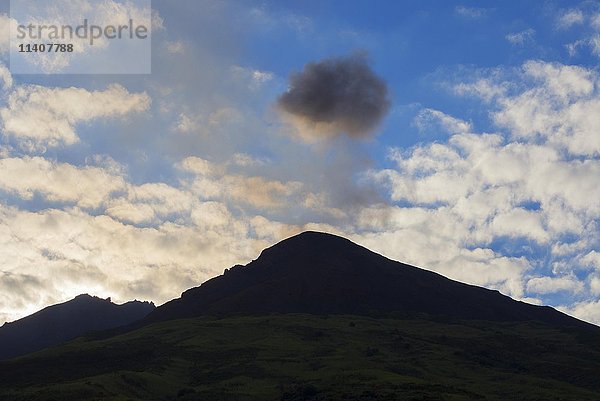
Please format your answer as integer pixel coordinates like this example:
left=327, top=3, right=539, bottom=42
left=0, top=0, right=599, bottom=325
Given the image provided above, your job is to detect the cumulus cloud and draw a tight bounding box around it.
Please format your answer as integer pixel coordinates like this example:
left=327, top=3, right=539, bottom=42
left=105, top=183, right=194, bottom=225
left=358, top=60, right=600, bottom=309
left=590, top=275, right=600, bottom=296
left=580, top=251, right=600, bottom=269
left=179, top=156, right=306, bottom=210
left=0, top=271, right=52, bottom=324
left=0, top=84, right=150, bottom=149
left=1, top=9, right=600, bottom=330
left=277, top=54, right=390, bottom=141
left=559, top=301, right=600, bottom=325
left=0, top=203, right=264, bottom=321
left=460, top=61, right=600, bottom=156
left=0, top=157, right=127, bottom=208
left=0, top=153, right=318, bottom=323
left=0, top=148, right=327, bottom=323
left=350, top=208, right=532, bottom=299
left=371, top=130, right=599, bottom=236
left=527, top=275, right=584, bottom=295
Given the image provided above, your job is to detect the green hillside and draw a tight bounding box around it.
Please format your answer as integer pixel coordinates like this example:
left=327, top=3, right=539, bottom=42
left=1, top=314, right=599, bottom=401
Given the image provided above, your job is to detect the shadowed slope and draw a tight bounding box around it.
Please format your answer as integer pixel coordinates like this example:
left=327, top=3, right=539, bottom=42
left=144, top=231, right=591, bottom=329
left=0, top=294, right=155, bottom=360
left=2, top=315, right=600, bottom=401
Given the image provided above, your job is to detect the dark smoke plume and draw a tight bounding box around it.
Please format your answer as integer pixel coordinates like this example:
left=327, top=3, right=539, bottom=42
left=278, top=54, right=391, bottom=140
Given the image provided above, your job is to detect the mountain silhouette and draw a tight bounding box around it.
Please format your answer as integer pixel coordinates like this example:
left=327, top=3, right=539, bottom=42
left=1, top=232, right=599, bottom=401
left=143, top=231, right=590, bottom=329
left=0, top=294, right=155, bottom=360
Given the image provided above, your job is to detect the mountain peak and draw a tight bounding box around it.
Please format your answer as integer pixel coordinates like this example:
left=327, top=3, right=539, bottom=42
left=282, top=230, right=349, bottom=242
left=145, top=232, right=592, bottom=330
left=263, top=231, right=353, bottom=250
left=73, top=293, right=109, bottom=303
left=257, top=231, right=365, bottom=262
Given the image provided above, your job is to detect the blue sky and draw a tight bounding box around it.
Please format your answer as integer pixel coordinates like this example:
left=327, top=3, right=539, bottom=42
left=0, top=0, right=599, bottom=325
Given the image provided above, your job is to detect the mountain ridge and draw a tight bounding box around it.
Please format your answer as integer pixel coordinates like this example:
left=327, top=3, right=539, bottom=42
left=142, top=231, right=593, bottom=329
left=0, top=294, right=155, bottom=360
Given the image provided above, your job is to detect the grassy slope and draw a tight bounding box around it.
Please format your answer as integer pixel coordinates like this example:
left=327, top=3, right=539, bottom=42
left=1, top=314, right=600, bottom=401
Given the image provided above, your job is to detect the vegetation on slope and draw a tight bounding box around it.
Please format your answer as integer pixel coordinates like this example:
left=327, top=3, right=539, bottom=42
left=1, top=314, right=599, bottom=401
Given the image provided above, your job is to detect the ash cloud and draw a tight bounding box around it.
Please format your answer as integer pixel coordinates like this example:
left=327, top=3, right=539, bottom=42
left=277, top=54, right=390, bottom=140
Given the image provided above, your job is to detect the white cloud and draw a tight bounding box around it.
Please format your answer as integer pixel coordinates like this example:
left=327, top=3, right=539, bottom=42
left=1, top=84, right=150, bottom=149
left=179, top=156, right=305, bottom=209
left=565, top=39, right=586, bottom=57
left=454, top=78, right=508, bottom=102
left=175, top=113, right=200, bottom=134
left=0, top=157, right=127, bottom=208
left=580, top=251, right=600, bottom=269
left=0, top=63, right=12, bottom=90
left=527, top=275, right=584, bottom=295
left=455, top=6, right=487, bottom=19
left=592, top=14, right=600, bottom=30
left=173, top=107, right=243, bottom=135
left=555, top=9, right=600, bottom=58
left=0, top=148, right=325, bottom=323
left=0, top=14, right=599, bottom=332
left=230, top=65, right=274, bottom=90
left=231, top=153, right=269, bottom=167
left=106, top=183, right=194, bottom=225
left=414, top=108, right=472, bottom=135
left=590, top=35, right=600, bottom=56
left=461, top=61, right=600, bottom=156
left=557, top=9, right=585, bottom=29
left=179, top=156, right=225, bottom=177
left=506, top=29, right=535, bottom=45
left=0, top=158, right=331, bottom=324
left=370, top=128, right=599, bottom=244
left=590, top=275, right=600, bottom=296
left=361, top=61, right=600, bottom=313
left=352, top=226, right=530, bottom=299
left=590, top=13, right=600, bottom=32
left=559, top=301, right=600, bottom=325
left=151, top=8, right=165, bottom=31
left=490, top=208, right=549, bottom=243
left=0, top=203, right=265, bottom=321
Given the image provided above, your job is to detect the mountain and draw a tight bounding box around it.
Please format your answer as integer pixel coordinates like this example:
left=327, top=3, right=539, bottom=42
left=144, top=231, right=589, bottom=329
left=0, top=294, right=155, bottom=361
left=0, top=231, right=599, bottom=401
